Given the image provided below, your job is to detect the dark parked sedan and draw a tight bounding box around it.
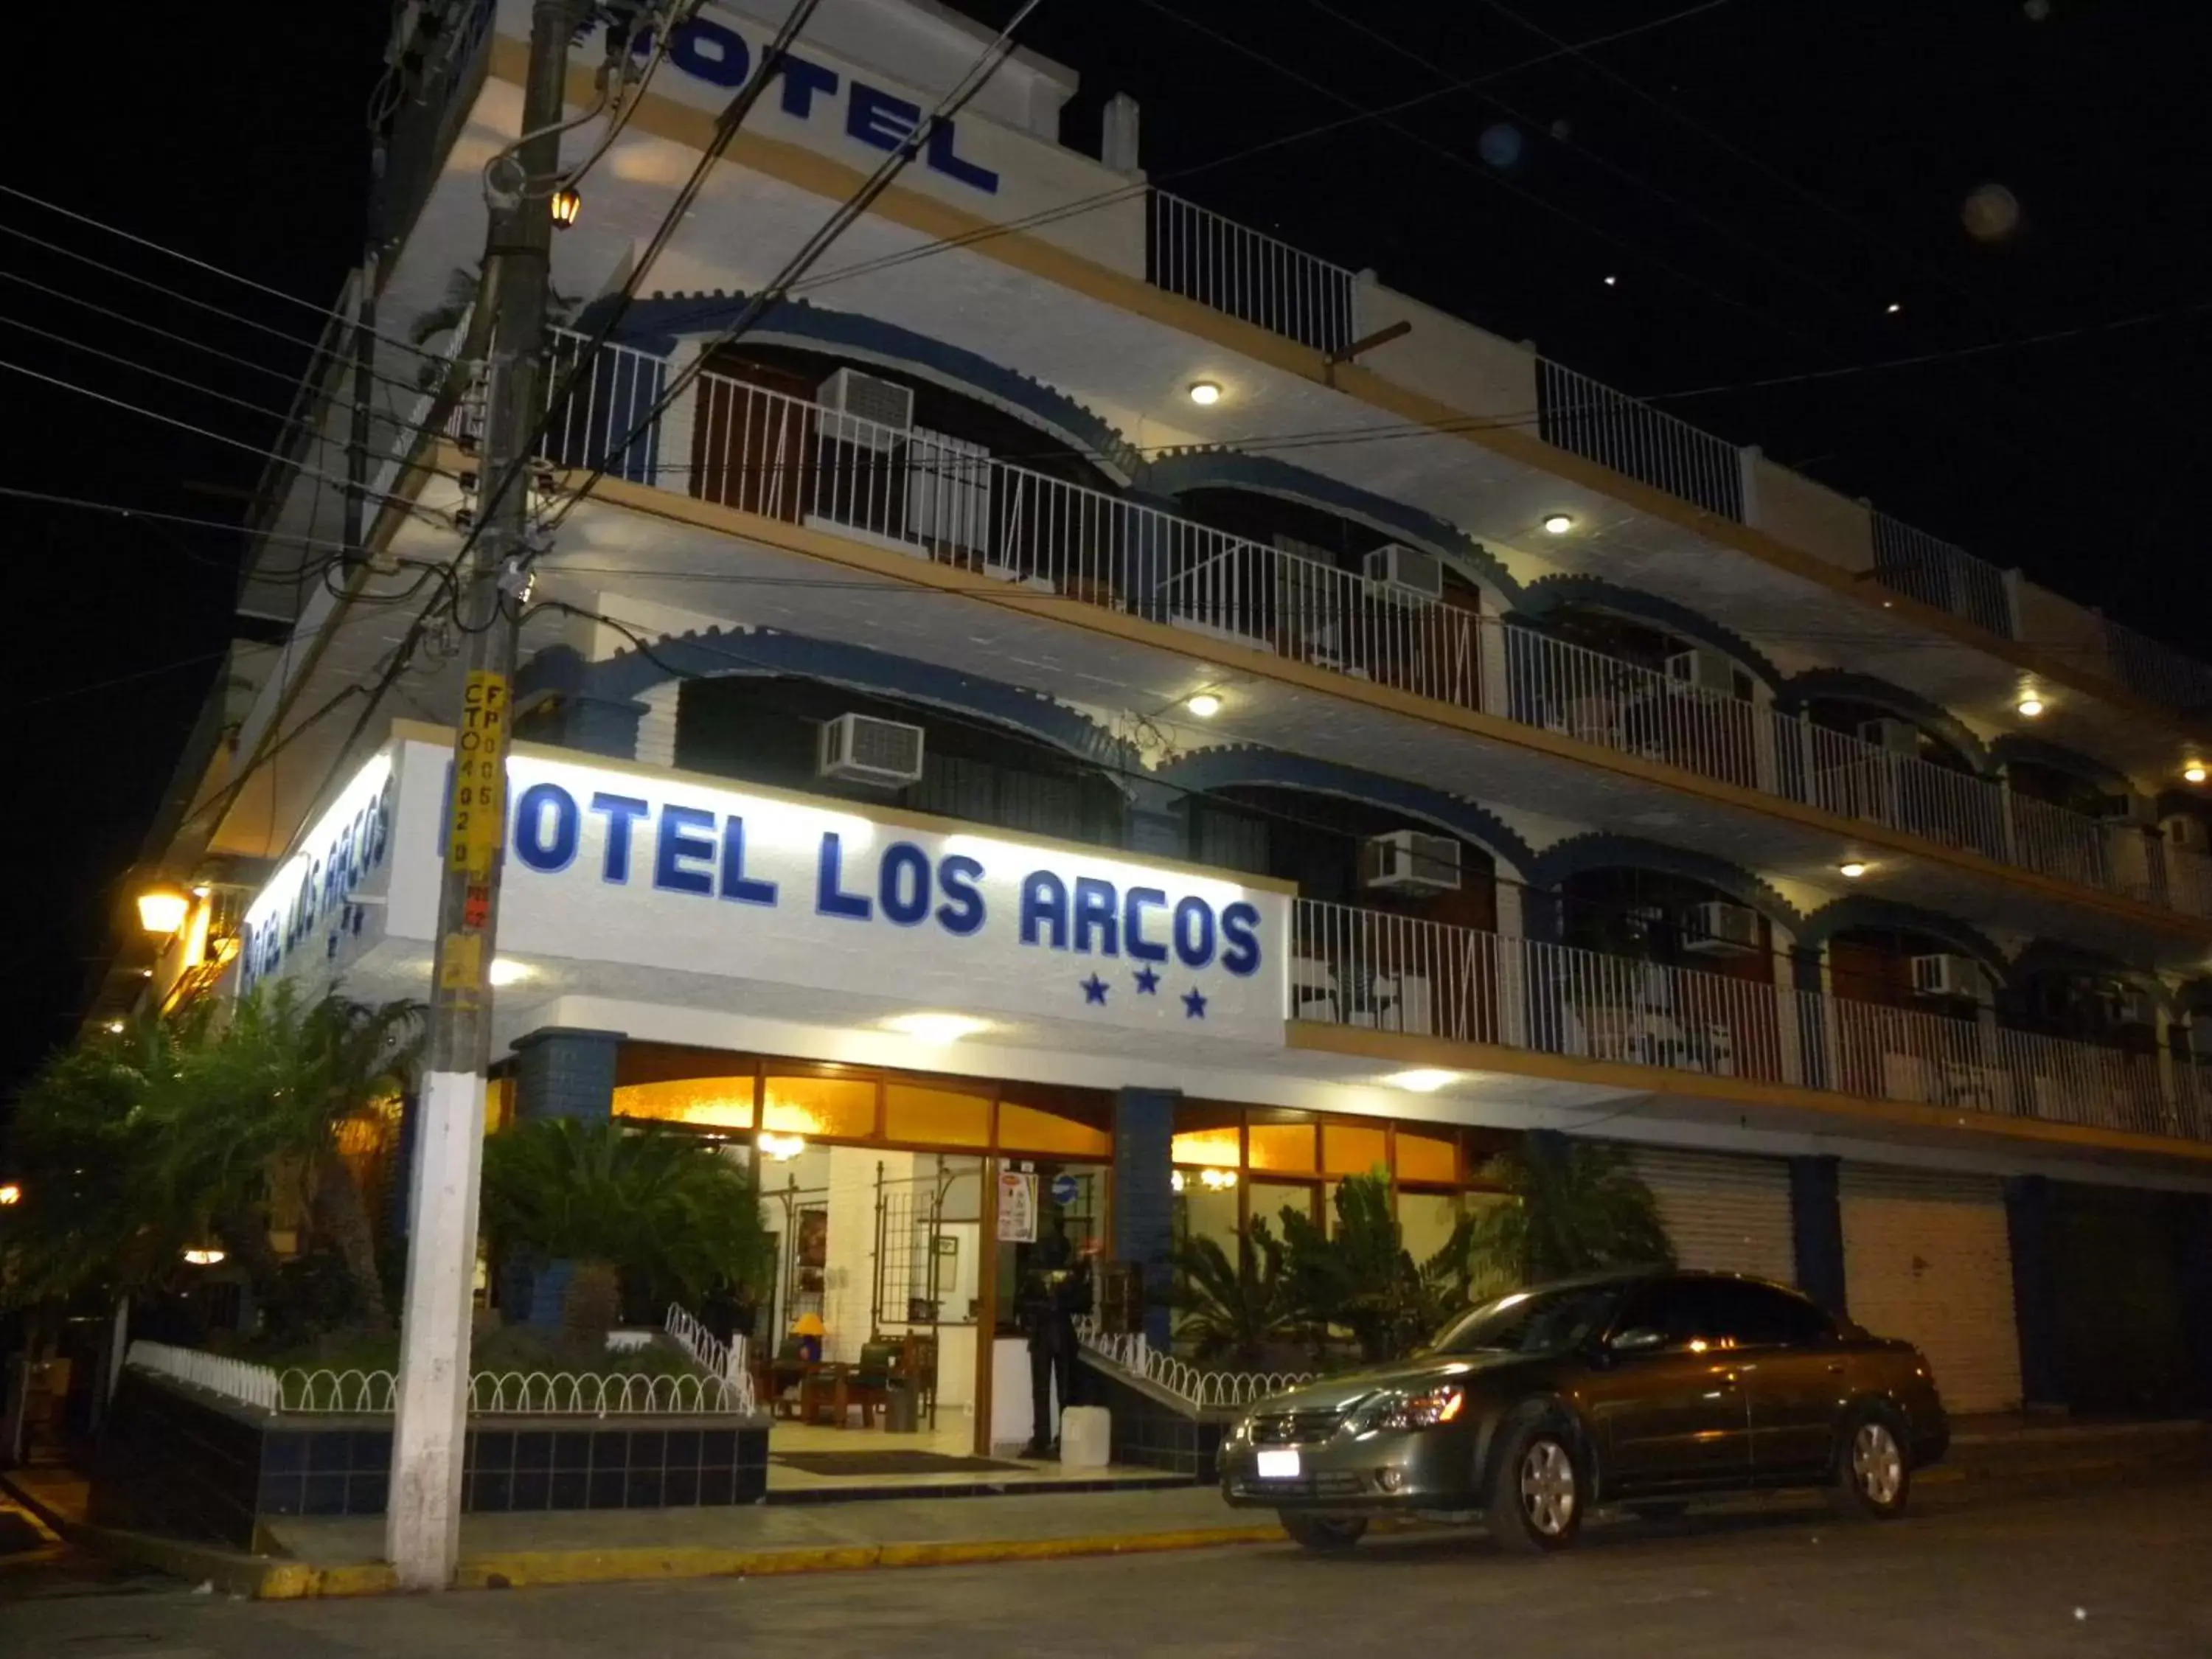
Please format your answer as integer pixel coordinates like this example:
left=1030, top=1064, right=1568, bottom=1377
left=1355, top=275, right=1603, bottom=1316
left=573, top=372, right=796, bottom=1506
left=1219, top=1267, right=1948, bottom=1554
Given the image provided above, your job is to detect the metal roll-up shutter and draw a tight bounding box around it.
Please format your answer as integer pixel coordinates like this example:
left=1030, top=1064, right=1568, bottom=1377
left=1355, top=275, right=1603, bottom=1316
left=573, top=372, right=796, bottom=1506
left=1627, top=1147, right=1798, bottom=1285
left=1841, top=1166, right=2021, bottom=1413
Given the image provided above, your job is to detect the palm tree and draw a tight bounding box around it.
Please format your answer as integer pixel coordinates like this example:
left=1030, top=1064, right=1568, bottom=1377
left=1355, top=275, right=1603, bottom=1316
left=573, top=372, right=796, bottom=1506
left=1470, top=1141, right=1675, bottom=1286
left=1275, top=1173, right=1486, bottom=1363
left=480, top=1119, right=773, bottom=1358
left=155, top=985, right=423, bottom=1329
left=1169, top=1218, right=1292, bottom=1368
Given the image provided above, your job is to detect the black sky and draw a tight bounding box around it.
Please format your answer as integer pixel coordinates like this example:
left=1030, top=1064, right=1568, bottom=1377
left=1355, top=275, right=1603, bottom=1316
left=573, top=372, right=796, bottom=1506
left=3, top=0, right=2207, bottom=1093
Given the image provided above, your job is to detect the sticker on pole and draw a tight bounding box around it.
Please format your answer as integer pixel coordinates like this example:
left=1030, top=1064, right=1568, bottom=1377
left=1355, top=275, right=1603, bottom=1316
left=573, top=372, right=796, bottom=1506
left=996, top=1171, right=1037, bottom=1242
left=448, top=670, right=510, bottom=879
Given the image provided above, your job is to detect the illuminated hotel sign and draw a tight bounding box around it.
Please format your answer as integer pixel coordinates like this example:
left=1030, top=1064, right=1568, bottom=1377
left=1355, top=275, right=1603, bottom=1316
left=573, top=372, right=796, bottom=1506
left=486, top=748, right=1286, bottom=1044
left=248, top=741, right=1289, bottom=1043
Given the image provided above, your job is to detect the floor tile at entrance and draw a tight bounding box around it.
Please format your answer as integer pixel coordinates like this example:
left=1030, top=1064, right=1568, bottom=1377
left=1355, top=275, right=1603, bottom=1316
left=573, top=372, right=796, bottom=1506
left=764, top=1422, right=1172, bottom=1496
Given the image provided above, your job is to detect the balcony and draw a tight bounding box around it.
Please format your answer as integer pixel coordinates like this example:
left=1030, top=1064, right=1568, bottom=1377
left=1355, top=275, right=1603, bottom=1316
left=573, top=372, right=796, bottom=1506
left=1290, top=900, right=2212, bottom=1149
left=488, top=331, right=2212, bottom=923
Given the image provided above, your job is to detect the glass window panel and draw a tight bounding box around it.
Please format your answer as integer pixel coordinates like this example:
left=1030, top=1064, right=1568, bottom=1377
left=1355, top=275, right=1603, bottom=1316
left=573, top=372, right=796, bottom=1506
left=1398, top=1189, right=1465, bottom=1268
left=1322, top=1122, right=1388, bottom=1178
left=1249, top=1178, right=1318, bottom=1235
left=883, top=1082, right=991, bottom=1147
left=996, top=1084, right=1113, bottom=1158
left=613, top=1076, right=755, bottom=1131
left=1170, top=1126, right=1241, bottom=1167
left=1394, top=1130, right=1458, bottom=1185
left=1247, top=1114, right=1317, bottom=1173
left=761, top=1074, right=876, bottom=1139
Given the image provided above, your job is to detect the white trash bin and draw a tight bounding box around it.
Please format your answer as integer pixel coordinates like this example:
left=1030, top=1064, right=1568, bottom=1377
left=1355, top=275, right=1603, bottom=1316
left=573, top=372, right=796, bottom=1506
left=1059, top=1405, right=1111, bottom=1470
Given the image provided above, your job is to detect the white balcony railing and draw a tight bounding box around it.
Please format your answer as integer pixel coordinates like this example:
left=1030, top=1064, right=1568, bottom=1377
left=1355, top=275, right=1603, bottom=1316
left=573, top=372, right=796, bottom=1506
left=1869, top=513, right=2016, bottom=639
left=1534, top=358, right=1745, bottom=524
left=518, top=335, right=2212, bottom=922
left=1147, top=189, right=1355, bottom=355
left=2105, top=616, right=2212, bottom=718
left=1289, top=900, right=2212, bottom=1145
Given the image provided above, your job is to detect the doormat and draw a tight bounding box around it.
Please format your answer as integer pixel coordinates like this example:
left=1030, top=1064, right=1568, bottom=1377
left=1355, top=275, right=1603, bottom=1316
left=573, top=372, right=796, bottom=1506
left=771, top=1450, right=1033, bottom=1477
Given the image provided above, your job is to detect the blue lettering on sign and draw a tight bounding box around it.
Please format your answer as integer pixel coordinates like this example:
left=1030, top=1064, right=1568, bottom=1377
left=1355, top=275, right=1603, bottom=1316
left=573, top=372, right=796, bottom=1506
left=240, top=771, right=397, bottom=994
left=644, top=17, right=999, bottom=193
left=1172, top=895, right=1216, bottom=969
left=1122, top=887, right=1167, bottom=962
left=815, top=832, right=873, bottom=920
left=590, top=792, right=651, bottom=883
left=1020, top=871, right=1068, bottom=949
left=1071, top=876, right=1118, bottom=955
left=718, top=816, right=778, bottom=907
left=878, top=841, right=932, bottom=926
left=935, top=853, right=986, bottom=935
left=654, top=804, right=718, bottom=895
left=513, top=781, right=580, bottom=873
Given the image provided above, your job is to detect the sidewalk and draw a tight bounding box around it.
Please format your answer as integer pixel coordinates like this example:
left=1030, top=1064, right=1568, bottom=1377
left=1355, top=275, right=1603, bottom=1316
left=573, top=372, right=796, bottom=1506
left=7, top=1413, right=2202, bottom=1601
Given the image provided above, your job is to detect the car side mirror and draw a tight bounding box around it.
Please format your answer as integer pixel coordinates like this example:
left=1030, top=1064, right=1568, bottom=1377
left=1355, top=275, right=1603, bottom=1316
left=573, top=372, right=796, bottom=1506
left=1609, top=1326, right=1666, bottom=1354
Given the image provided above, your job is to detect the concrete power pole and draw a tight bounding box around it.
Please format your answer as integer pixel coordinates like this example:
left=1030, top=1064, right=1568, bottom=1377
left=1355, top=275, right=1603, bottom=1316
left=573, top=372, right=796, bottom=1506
left=386, top=0, right=578, bottom=1590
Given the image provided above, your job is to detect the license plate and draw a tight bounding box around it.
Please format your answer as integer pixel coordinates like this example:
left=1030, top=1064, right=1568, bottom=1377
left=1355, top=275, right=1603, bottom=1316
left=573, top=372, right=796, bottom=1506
left=1256, top=1449, right=1301, bottom=1480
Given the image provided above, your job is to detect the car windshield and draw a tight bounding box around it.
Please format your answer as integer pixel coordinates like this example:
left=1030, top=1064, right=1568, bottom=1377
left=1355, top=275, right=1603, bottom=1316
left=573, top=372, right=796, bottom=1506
left=1429, top=1282, right=1631, bottom=1357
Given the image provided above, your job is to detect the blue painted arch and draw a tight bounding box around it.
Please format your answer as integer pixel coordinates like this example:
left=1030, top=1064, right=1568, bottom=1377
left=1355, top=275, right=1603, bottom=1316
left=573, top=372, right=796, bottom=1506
left=1523, top=834, right=1804, bottom=933
left=1793, top=896, right=2010, bottom=986
left=1142, top=448, right=1522, bottom=605
left=1152, top=744, right=1537, bottom=877
left=1513, top=574, right=1786, bottom=693
left=1777, top=670, right=1996, bottom=776
left=589, top=291, right=1146, bottom=485
left=518, top=627, right=1138, bottom=788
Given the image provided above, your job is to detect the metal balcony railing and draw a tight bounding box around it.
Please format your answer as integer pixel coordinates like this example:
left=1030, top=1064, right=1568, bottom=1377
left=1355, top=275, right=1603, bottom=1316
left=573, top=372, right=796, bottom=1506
left=1289, top=901, right=2211, bottom=1145
left=2104, top=616, right=2212, bottom=719
left=513, top=334, right=2212, bottom=922
left=1147, top=190, right=1354, bottom=355
left=1534, top=358, right=1745, bottom=524
left=1868, top=513, right=2015, bottom=639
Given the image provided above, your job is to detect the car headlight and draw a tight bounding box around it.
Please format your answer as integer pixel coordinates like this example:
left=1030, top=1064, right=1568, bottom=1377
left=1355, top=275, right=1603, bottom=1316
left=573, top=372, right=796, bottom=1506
left=1357, top=1385, right=1467, bottom=1431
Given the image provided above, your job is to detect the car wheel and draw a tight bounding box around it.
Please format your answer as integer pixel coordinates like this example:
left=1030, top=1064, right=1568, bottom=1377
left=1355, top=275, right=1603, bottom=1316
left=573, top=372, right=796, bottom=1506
left=1279, top=1512, right=1368, bottom=1552
left=1486, top=1409, right=1584, bottom=1555
left=1829, top=1407, right=1912, bottom=1521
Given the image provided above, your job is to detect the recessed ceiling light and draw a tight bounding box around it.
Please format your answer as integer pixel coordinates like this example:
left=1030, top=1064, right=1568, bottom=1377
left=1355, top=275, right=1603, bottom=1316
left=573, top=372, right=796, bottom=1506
left=2185, top=762, right=2208, bottom=785
left=1382, top=1068, right=1461, bottom=1093
left=1838, top=860, right=1868, bottom=880
left=1602, top=274, right=1618, bottom=287
left=1187, top=380, right=1222, bottom=406
left=884, top=1012, right=990, bottom=1043
left=1542, top=512, right=1575, bottom=535
left=1885, top=302, right=1902, bottom=315
left=489, top=958, right=531, bottom=987
left=2016, top=695, right=2045, bottom=718
left=1186, top=692, right=1223, bottom=718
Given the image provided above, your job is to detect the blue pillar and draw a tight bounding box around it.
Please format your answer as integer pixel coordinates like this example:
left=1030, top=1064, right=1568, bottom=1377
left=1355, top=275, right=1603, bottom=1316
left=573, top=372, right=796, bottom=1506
left=1787, top=1156, right=1846, bottom=1316
left=2003, top=1175, right=2065, bottom=1411
left=2179, top=1194, right=2212, bottom=1409
left=512, top=1027, right=625, bottom=1124
left=1114, top=1088, right=1178, bottom=1349
left=509, top=1028, right=626, bottom=1333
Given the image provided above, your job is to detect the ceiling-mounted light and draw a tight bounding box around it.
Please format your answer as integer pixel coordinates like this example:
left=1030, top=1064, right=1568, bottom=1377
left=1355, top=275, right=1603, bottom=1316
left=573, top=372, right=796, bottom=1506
left=2186, top=762, right=2208, bottom=785
left=1542, top=512, right=1575, bottom=535
left=136, top=885, right=189, bottom=935
left=1187, top=380, right=1222, bottom=406
left=1185, top=692, right=1223, bottom=718
left=489, top=958, right=531, bottom=987
left=181, top=1247, right=226, bottom=1266
left=757, top=1130, right=807, bottom=1161
left=550, top=184, right=582, bottom=229
left=1198, top=1167, right=1239, bottom=1191
left=2016, top=694, right=2045, bottom=719
left=1838, top=860, right=1868, bottom=880
left=1382, top=1068, right=1461, bottom=1093
left=884, top=1012, right=990, bottom=1043
left=105, top=1020, right=126, bottom=1035
left=0, top=1182, right=21, bottom=1207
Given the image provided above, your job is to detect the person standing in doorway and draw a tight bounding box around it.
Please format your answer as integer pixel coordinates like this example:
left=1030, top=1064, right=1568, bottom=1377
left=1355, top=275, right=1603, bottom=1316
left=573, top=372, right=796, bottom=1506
left=1018, top=1214, right=1095, bottom=1458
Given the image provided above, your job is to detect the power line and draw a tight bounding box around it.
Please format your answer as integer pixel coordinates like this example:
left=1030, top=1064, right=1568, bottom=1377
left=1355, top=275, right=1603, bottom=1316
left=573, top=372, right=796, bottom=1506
left=19, top=650, right=238, bottom=711
left=0, top=182, right=442, bottom=362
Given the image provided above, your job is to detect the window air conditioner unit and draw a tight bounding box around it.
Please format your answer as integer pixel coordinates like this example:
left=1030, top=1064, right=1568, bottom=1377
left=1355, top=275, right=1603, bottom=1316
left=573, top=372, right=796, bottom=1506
left=2164, top=814, right=2211, bottom=855
left=1663, top=647, right=1737, bottom=697
left=1857, top=717, right=1919, bottom=756
left=817, top=367, right=914, bottom=451
left=1360, top=829, right=1461, bottom=892
left=2113, top=988, right=2155, bottom=1026
left=1680, top=900, right=1759, bottom=955
left=818, top=712, right=925, bottom=787
left=1361, top=542, right=1443, bottom=606
left=1910, top=953, right=1979, bottom=999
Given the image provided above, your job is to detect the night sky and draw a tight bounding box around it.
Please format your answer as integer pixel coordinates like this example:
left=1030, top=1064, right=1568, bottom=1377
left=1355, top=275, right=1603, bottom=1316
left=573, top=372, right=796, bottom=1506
left=3, top=0, right=2206, bottom=1093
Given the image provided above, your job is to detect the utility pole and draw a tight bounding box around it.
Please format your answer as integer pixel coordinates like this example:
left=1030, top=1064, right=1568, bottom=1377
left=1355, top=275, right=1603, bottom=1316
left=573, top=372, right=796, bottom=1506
left=386, top=0, right=577, bottom=1591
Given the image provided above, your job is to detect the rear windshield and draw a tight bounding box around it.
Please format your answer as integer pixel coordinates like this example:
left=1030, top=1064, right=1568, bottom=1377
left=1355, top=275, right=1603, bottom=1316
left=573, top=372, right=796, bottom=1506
left=1430, top=1282, right=1631, bottom=1357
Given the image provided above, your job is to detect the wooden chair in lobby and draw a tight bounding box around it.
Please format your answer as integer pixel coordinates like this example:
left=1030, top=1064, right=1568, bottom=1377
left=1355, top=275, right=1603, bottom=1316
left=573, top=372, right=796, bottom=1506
left=761, top=1337, right=819, bottom=1421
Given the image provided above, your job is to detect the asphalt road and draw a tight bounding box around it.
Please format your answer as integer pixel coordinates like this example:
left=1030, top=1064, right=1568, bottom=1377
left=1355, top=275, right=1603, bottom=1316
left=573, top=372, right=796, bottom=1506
left=6, top=1461, right=2209, bottom=1658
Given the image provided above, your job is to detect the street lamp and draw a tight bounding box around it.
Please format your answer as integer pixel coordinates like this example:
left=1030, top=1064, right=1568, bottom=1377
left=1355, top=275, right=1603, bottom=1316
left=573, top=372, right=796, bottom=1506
left=136, top=885, right=189, bottom=935
left=550, top=184, right=582, bottom=229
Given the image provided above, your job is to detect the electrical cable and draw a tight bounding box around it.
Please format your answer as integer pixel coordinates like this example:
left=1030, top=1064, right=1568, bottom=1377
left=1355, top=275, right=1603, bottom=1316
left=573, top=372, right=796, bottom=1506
left=18, top=650, right=238, bottom=711
left=0, top=183, right=443, bottom=361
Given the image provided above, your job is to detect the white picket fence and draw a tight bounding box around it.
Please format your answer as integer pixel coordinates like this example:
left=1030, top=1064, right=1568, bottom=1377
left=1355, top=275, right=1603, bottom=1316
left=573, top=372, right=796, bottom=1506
left=1077, top=1324, right=1311, bottom=1412
left=664, top=1302, right=757, bottom=1416
left=127, top=1337, right=754, bottom=1417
